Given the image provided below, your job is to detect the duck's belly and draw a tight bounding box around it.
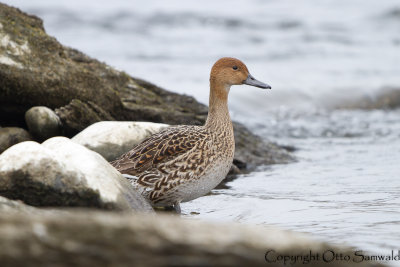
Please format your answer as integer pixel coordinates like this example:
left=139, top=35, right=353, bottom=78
left=177, top=158, right=232, bottom=203
left=125, top=159, right=233, bottom=207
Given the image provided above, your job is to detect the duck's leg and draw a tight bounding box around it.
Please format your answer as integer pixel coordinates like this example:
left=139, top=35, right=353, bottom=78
left=173, top=201, right=181, bottom=214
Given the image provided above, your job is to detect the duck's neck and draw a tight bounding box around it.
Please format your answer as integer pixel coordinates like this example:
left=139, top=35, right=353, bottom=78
left=205, top=80, right=232, bottom=132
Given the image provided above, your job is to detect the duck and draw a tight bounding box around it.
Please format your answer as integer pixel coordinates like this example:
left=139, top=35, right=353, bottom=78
left=111, top=57, right=270, bottom=213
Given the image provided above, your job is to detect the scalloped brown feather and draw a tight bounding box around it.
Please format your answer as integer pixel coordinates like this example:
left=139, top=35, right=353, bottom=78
left=110, top=125, right=207, bottom=175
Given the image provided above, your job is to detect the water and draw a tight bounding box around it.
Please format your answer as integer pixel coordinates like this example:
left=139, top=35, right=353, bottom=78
left=3, top=0, right=400, bottom=262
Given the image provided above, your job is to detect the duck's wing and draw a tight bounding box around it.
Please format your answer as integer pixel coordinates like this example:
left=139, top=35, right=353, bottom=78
left=110, top=125, right=205, bottom=175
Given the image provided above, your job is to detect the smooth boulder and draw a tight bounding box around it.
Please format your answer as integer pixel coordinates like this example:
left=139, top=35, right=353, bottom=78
left=72, top=121, right=168, bottom=161
left=0, top=208, right=378, bottom=267
left=0, top=138, right=152, bottom=212
left=0, top=127, right=32, bottom=154
left=25, top=106, right=62, bottom=141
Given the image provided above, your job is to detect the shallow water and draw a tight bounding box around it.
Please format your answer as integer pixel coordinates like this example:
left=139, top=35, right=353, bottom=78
left=3, top=0, right=400, bottom=262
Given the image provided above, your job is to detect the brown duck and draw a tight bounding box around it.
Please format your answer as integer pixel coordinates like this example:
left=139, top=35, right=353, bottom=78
left=111, top=57, right=270, bottom=212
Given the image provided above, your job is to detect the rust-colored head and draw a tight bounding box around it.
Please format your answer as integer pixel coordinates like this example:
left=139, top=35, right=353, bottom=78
left=210, top=57, right=271, bottom=89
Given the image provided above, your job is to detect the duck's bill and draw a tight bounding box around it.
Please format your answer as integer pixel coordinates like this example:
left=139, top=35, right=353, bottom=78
left=243, top=74, right=271, bottom=89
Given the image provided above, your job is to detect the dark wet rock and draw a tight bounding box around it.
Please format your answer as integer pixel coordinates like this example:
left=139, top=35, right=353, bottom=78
left=0, top=4, right=122, bottom=131
left=279, top=144, right=298, bottom=153
left=336, top=87, right=400, bottom=110
left=55, top=99, right=116, bottom=137
left=0, top=127, right=32, bottom=154
left=0, top=137, right=153, bottom=212
left=0, top=3, right=293, bottom=169
left=0, top=209, right=380, bottom=267
left=72, top=121, right=168, bottom=161
left=25, top=106, right=62, bottom=141
left=228, top=163, right=242, bottom=176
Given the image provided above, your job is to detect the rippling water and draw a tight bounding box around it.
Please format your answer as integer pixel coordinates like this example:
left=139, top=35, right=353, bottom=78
left=4, top=0, right=400, bottom=261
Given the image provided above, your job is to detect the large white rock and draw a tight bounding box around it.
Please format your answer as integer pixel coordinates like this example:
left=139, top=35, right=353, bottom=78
left=72, top=121, right=168, bottom=161
left=0, top=138, right=152, bottom=212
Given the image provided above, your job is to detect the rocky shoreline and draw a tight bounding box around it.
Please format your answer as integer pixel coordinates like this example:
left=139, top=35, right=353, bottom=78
left=0, top=1, right=295, bottom=212
left=0, top=3, right=293, bottom=171
left=0, top=3, right=389, bottom=266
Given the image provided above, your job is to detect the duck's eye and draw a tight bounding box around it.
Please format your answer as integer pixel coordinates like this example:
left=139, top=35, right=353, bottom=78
left=232, top=66, right=238, bottom=70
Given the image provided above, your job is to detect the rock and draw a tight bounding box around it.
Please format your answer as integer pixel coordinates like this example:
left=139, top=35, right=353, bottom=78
left=0, top=209, right=380, bottom=267
left=0, top=3, right=293, bottom=169
left=55, top=99, right=116, bottom=137
left=0, top=138, right=153, bottom=212
left=0, top=196, right=38, bottom=213
left=0, top=127, right=32, bottom=154
left=72, top=121, right=168, bottom=161
left=0, top=4, right=122, bottom=128
left=0, top=196, right=69, bottom=220
left=336, top=87, right=400, bottom=110
left=25, top=106, right=62, bottom=141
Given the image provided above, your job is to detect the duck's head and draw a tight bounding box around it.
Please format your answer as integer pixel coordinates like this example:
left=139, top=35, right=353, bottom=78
left=210, top=57, right=271, bottom=90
